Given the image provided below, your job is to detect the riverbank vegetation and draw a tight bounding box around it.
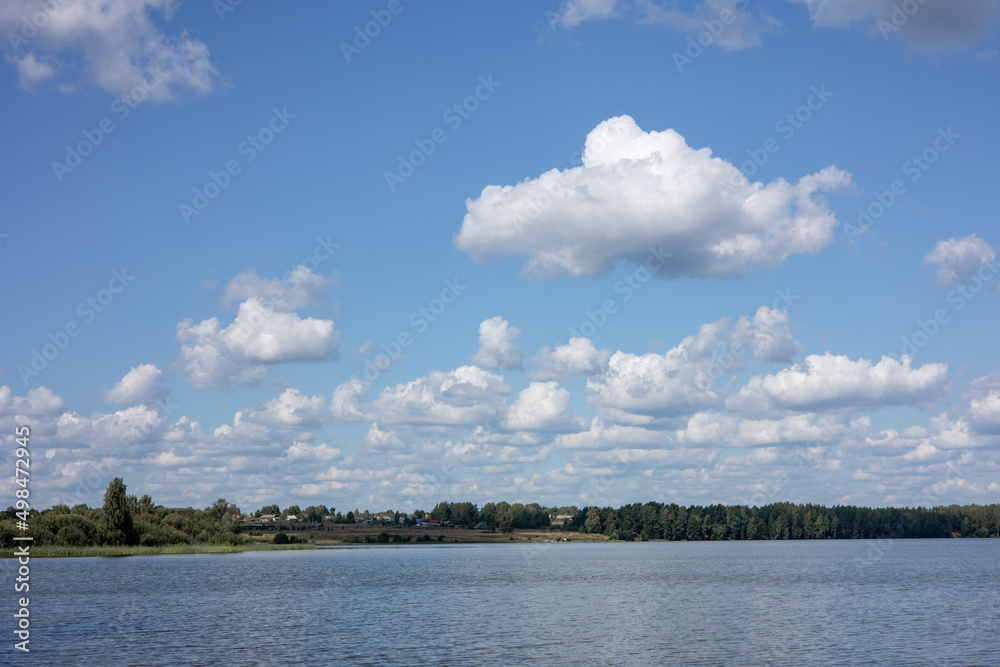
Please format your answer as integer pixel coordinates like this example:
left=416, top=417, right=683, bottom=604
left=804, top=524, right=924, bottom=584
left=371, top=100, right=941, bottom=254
left=1, top=477, right=255, bottom=553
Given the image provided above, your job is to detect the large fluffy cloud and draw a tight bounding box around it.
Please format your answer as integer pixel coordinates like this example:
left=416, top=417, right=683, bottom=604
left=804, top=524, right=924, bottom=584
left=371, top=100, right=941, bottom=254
left=174, top=267, right=338, bottom=390
left=0, top=0, right=219, bottom=98
left=791, top=0, right=1000, bottom=50
left=585, top=320, right=729, bottom=420
left=371, top=365, right=511, bottom=427
left=727, top=353, right=950, bottom=414
left=922, top=234, right=997, bottom=286
left=504, top=381, right=583, bottom=431
left=176, top=299, right=338, bottom=389
left=455, top=115, right=851, bottom=280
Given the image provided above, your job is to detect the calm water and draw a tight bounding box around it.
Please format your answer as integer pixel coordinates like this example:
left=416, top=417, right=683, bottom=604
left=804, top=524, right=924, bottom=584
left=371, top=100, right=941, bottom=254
left=23, top=540, right=1000, bottom=666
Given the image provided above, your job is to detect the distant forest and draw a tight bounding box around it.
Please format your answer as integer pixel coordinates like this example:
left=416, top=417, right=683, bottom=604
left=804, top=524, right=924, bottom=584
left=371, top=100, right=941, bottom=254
left=563, top=502, right=1000, bottom=541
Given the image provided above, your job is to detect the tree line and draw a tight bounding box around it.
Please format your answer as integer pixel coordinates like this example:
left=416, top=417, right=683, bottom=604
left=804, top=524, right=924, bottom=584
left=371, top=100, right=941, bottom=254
left=565, top=502, right=1000, bottom=541
left=429, top=501, right=552, bottom=532
left=4, top=480, right=998, bottom=549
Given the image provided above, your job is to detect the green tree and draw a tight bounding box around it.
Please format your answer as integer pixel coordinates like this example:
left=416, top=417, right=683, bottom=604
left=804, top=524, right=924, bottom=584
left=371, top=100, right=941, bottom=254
left=430, top=502, right=452, bottom=521
left=102, top=477, right=138, bottom=546
left=302, top=505, right=329, bottom=522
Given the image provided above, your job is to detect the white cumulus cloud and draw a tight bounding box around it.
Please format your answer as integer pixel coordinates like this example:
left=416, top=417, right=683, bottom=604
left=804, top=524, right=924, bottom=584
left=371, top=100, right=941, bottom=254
left=330, top=378, right=374, bottom=422
left=240, top=389, right=326, bottom=429
left=727, top=353, right=950, bottom=414
left=104, top=364, right=168, bottom=405
left=371, top=365, right=511, bottom=427
left=731, top=306, right=800, bottom=363
left=504, top=381, right=582, bottom=431
left=586, top=319, right=731, bottom=420
left=922, top=234, right=997, bottom=286
left=222, top=266, right=329, bottom=311
left=455, top=115, right=851, bottom=280
left=967, top=390, right=1000, bottom=435
left=529, top=337, right=610, bottom=381
left=175, top=269, right=339, bottom=390
left=0, top=0, right=219, bottom=99
left=471, top=317, right=524, bottom=370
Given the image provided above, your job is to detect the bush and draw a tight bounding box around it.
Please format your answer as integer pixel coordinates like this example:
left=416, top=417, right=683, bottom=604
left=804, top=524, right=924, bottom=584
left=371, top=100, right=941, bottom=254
left=273, top=532, right=289, bottom=544
left=57, top=525, right=88, bottom=547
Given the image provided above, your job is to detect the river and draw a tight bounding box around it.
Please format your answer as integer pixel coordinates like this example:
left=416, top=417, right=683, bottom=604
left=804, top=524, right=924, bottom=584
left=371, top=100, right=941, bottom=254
left=26, top=539, right=1000, bottom=665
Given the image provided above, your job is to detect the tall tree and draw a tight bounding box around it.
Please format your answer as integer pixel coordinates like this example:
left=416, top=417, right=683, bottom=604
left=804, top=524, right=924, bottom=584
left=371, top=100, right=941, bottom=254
left=102, top=477, right=137, bottom=546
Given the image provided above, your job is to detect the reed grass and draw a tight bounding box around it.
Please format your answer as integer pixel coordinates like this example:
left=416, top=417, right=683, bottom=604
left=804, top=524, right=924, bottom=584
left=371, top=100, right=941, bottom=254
left=2, top=543, right=316, bottom=558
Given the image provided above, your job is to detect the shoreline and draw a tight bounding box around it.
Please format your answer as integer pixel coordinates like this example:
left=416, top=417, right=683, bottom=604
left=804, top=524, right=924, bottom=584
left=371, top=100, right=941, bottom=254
left=5, top=533, right=996, bottom=559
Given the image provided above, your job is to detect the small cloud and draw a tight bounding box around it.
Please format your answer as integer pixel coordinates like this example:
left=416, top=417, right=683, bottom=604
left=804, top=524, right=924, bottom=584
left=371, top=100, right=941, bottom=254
left=472, top=317, right=524, bottom=370
left=551, top=0, right=619, bottom=29
left=5, top=52, right=54, bottom=91
left=104, top=364, right=168, bottom=405
left=640, top=0, right=780, bottom=50
left=922, top=234, right=997, bottom=286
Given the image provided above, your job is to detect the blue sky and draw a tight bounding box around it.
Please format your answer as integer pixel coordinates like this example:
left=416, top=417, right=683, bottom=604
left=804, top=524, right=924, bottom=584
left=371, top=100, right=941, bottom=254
left=2, top=0, right=999, bottom=513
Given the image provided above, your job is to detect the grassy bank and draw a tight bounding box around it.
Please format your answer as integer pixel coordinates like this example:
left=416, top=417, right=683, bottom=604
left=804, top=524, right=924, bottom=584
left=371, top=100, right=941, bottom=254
left=2, top=543, right=316, bottom=558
